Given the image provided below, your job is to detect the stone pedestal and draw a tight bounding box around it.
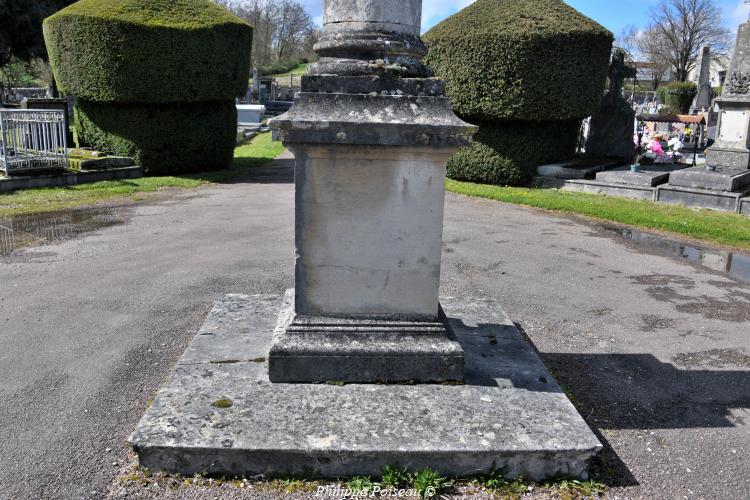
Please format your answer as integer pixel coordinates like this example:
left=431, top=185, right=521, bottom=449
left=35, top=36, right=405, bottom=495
left=128, top=0, right=604, bottom=480
left=268, top=0, right=476, bottom=383
left=691, top=46, right=713, bottom=114
left=661, top=22, right=750, bottom=212
left=705, top=23, right=750, bottom=171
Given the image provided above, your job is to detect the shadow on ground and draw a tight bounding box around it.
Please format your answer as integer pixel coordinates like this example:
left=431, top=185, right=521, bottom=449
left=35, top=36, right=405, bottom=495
left=183, top=158, right=294, bottom=185
left=541, top=350, right=750, bottom=488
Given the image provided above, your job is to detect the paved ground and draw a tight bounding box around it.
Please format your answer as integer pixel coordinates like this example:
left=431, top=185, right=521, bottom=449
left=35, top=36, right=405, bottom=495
left=1, top=154, right=748, bottom=499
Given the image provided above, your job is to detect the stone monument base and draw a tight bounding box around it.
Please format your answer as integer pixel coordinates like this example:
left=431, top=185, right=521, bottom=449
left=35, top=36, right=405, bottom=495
left=129, top=292, right=602, bottom=480
left=269, top=307, right=464, bottom=383
left=655, top=166, right=750, bottom=213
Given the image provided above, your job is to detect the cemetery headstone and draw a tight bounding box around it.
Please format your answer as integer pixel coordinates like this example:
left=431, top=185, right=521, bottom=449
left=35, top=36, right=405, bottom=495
left=585, top=50, right=637, bottom=160
left=691, top=46, right=713, bottom=114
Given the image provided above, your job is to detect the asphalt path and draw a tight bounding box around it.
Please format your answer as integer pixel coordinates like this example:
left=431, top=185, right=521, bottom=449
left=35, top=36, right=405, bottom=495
left=1, top=153, right=748, bottom=499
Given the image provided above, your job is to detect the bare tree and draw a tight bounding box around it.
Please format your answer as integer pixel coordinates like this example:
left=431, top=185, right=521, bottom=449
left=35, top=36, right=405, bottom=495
left=638, top=25, right=673, bottom=90
left=617, top=25, right=640, bottom=63
left=216, top=0, right=314, bottom=65
left=275, top=0, right=314, bottom=60
left=649, top=0, right=730, bottom=81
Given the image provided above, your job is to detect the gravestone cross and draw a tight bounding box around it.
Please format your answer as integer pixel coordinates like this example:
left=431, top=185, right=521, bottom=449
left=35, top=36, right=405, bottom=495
left=269, top=0, right=476, bottom=383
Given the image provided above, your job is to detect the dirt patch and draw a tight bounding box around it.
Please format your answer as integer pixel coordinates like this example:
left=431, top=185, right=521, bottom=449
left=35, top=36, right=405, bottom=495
left=674, top=349, right=750, bottom=369
left=630, top=274, right=696, bottom=289
left=640, top=315, right=675, bottom=332
left=588, top=308, right=613, bottom=318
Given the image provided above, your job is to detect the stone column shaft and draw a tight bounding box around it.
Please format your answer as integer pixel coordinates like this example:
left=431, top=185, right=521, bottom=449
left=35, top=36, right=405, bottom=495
left=268, top=0, right=476, bottom=383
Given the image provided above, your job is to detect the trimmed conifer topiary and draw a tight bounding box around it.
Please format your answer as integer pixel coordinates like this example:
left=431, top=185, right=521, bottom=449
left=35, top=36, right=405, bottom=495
left=43, top=0, right=252, bottom=174
left=424, top=0, right=612, bottom=185
left=43, top=0, right=252, bottom=104
left=73, top=100, right=238, bottom=176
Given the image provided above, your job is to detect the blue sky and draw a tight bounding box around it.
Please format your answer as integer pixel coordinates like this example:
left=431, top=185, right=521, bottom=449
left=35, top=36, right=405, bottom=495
left=299, top=0, right=750, bottom=35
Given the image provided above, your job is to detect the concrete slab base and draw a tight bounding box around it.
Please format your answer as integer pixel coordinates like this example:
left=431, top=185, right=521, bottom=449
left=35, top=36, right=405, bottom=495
left=656, top=184, right=750, bottom=213
left=533, top=177, right=655, bottom=201
left=595, top=164, right=687, bottom=188
left=0, top=166, right=143, bottom=193
left=128, top=291, right=602, bottom=480
left=740, top=197, right=750, bottom=216
left=536, top=158, right=627, bottom=180
left=667, top=166, right=750, bottom=192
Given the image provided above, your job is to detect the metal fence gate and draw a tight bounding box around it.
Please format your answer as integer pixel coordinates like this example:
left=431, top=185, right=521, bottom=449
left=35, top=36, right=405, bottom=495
left=0, top=109, right=68, bottom=176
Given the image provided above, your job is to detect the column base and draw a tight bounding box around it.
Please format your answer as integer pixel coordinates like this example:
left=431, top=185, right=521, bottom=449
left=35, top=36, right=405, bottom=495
left=268, top=292, right=465, bottom=383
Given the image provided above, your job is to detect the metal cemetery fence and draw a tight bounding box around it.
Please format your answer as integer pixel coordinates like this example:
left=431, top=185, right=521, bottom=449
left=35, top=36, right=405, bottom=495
left=0, top=218, right=13, bottom=254
left=0, top=110, right=68, bottom=176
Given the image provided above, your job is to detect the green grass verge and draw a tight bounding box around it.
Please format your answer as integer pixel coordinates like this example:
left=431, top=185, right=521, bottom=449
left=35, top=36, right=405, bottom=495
left=446, top=179, right=750, bottom=251
left=271, top=62, right=308, bottom=77
left=0, top=132, right=284, bottom=218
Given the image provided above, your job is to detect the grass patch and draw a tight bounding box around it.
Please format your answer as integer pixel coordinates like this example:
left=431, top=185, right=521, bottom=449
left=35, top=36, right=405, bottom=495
left=0, top=132, right=284, bottom=218
left=118, top=463, right=608, bottom=498
left=269, top=62, right=308, bottom=78
left=446, top=179, right=750, bottom=251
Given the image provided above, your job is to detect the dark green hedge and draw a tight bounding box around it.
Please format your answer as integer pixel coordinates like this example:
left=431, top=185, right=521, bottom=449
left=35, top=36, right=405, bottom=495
left=665, top=82, right=698, bottom=114
left=447, top=120, right=581, bottom=185
left=74, top=100, right=237, bottom=175
left=424, top=0, right=612, bottom=123
left=43, top=0, right=252, bottom=103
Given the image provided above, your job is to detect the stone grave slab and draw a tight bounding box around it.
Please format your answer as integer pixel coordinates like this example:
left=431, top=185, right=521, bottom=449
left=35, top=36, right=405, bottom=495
left=596, top=164, right=686, bottom=188
left=129, top=292, right=602, bottom=480
left=667, top=165, right=750, bottom=192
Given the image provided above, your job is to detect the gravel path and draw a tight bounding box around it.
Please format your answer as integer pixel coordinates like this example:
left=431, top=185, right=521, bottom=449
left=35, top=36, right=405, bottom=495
left=1, top=153, right=748, bottom=499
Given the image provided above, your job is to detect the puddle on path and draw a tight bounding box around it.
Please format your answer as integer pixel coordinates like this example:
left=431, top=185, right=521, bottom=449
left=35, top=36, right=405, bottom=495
left=0, top=208, right=129, bottom=256
left=609, top=227, right=750, bottom=286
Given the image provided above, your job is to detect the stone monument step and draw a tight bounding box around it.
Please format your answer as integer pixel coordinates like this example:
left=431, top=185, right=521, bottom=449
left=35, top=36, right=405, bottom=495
left=532, top=177, right=656, bottom=201
left=667, top=166, right=750, bottom=192
left=269, top=299, right=464, bottom=383
left=536, top=158, right=628, bottom=180
left=595, top=164, right=688, bottom=188
left=656, top=183, right=750, bottom=213
left=129, top=292, right=602, bottom=481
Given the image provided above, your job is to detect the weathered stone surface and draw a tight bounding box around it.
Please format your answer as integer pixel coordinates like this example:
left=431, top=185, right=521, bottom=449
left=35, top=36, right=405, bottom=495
left=269, top=293, right=464, bottom=383
left=723, top=21, right=750, bottom=99
left=705, top=23, right=750, bottom=170
left=537, top=162, right=611, bottom=180
left=533, top=177, right=655, bottom=200
left=596, top=165, right=685, bottom=187
left=129, top=293, right=602, bottom=480
left=291, top=145, right=447, bottom=319
left=0, top=166, right=142, bottom=193
left=301, top=75, right=445, bottom=96
left=667, top=166, right=750, bottom=191
left=271, top=94, right=474, bottom=147
left=268, top=0, right=476, bottom=383
left=311, top=0, right=430, bottom=77
left=656, top=184, right=748, bottom=212
left=705, top=141, right=750, bottom=170
left=692, top=46, right=712, bottom=113
left=741, top=197, right=750, bottom=215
